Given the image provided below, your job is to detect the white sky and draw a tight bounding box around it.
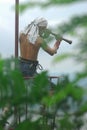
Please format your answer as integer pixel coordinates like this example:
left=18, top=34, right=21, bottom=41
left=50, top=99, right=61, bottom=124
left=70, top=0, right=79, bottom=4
left=0, top=0, right=87, bottom=75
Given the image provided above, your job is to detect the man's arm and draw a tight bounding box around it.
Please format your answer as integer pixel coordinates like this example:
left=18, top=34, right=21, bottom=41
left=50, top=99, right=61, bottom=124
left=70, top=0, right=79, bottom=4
left=41, top=39, right=61, bottom=56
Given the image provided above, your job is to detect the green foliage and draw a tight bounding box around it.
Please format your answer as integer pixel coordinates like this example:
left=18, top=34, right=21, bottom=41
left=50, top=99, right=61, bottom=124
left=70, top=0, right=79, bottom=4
left=15, top=119, right=41, bottom=130
left=19, top=0, right=87, bottom=13
left=52, top=53, right=73, bottom=63
left=58, top=116, right=74, bottom=130
left=15, top=119, right=51, bottom=130
left=57, top=15, right=87, bottom=35
left=0, top=125, right=3, bottom=130
left=0, top=58, right=87, bottom=130
left=0, top=58, right=26, bottom=107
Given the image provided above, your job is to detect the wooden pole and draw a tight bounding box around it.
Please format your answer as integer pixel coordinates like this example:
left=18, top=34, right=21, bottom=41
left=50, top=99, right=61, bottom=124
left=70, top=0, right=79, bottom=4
left=14, top=0, right=19, bottom=124
left=15, top=0, right=19, bottom=57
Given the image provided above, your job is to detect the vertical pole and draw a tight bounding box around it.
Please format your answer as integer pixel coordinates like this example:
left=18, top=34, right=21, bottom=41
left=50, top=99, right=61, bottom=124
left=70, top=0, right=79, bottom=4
left=15, top=0, right=19, bottom=57
left=14, top=0, right=19, bottom=125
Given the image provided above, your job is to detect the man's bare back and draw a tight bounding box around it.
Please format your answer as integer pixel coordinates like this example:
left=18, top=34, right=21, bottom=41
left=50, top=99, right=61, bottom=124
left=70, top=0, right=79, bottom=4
left=20, top=33, right=60, bottom=61
left=20, top=33, right=42, bottom=61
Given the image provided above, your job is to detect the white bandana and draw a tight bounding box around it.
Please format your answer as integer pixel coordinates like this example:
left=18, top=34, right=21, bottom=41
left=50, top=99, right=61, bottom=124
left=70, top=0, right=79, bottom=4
left=23, top=18, right=48, bottom=44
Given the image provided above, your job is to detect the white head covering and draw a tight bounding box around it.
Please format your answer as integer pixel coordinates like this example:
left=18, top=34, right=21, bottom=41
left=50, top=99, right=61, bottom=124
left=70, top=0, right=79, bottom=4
left=23, top=17, right=48, bottom=44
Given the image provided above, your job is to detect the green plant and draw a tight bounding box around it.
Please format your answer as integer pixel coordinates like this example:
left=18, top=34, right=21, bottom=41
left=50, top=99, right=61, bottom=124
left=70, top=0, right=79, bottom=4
left=0, top=58, right=87, bottom=130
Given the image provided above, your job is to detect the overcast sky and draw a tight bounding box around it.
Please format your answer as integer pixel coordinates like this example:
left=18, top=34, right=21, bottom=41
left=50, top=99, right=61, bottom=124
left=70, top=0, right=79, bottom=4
left=0, top=0, right=87, bottom=75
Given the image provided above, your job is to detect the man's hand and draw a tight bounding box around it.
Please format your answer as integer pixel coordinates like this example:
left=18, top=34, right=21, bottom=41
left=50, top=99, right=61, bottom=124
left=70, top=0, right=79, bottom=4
left=54, top=39, right=62, bottom=50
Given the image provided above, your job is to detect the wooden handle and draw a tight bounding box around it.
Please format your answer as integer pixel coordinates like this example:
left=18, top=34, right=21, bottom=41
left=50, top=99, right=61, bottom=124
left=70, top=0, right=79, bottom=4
left=51, top=32, right=72, bottom=44
left=62, top=38, right=72, bottom=44
left=46, top=29, right=72, bottom=44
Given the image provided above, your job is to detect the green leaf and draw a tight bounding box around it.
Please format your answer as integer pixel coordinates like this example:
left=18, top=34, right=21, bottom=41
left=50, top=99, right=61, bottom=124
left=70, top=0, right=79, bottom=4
left=77, top=102, right=87, bottom=116
left=52, top=53, right=73, bottom=63
left=0, top=125, right=3, bottom=130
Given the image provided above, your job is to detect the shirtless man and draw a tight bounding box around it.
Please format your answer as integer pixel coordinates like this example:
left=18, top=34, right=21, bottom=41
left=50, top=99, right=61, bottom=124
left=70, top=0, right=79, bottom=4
left=19, top=18, right=62, bottom=77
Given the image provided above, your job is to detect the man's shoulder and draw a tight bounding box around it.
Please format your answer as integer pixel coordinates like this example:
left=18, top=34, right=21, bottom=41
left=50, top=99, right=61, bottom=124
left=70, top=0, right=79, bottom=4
left=20, top=32, right=27, bottom=41
left=20, top=32, right=26, bottom=37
